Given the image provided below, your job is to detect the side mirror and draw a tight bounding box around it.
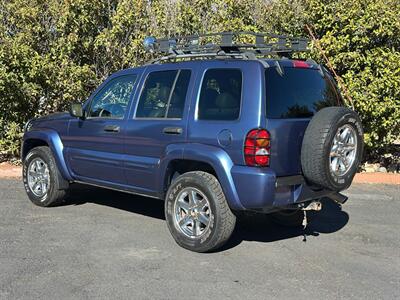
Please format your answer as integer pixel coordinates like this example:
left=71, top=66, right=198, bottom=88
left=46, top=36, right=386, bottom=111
left=70, top=103, right=84, bottom=118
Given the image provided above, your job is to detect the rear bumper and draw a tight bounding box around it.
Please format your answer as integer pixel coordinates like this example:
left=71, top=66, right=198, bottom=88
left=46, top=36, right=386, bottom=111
left=230, top=166, right=336, bottom=211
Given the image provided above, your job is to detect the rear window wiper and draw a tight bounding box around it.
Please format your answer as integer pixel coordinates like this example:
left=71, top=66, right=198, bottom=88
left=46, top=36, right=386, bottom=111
left=306, top=59, right=325, bottom=77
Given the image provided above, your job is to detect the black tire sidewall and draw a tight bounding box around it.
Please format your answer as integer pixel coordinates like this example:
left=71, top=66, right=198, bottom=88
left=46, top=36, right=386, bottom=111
left=165, top=174, right=221, bottom=252
left=323, top=111, right=363, bottom=190
left=23, top=147, right=58, bottom=207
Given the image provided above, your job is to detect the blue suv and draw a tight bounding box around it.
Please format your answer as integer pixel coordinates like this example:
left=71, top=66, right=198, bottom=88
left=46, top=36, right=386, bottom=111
left=22, top=33, right=363, bottom=252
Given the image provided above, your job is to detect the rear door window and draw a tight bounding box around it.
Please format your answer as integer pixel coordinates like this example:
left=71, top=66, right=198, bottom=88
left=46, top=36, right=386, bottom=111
left=265, top=67, right=341, bottom=118
left=198, top=69, right=242, bottom=120
left=136, top=70, right=191, bottom=119
left=167, top=70, right=191, bottom=118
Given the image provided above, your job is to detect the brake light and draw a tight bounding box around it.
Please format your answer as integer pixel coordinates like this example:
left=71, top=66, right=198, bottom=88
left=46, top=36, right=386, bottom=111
left=244, top=129, right=270, bottom=167
left=292, top=60, right=310, bottom=68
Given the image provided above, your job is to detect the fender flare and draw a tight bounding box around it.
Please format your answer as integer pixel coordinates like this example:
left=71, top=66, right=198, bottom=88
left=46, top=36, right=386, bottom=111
left=157, top=143, right=244, bottom=210
left=22, top=129, right=73, bottom=181
left=156, top=143, right=184, bottom=197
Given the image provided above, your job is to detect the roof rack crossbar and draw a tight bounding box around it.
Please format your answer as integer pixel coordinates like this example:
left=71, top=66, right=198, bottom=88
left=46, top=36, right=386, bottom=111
left=148, top=51, right=259, bottom=64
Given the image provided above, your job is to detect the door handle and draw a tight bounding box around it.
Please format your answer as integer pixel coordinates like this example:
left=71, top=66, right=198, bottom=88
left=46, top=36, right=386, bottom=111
left=163, top=127, right=183, bottom=135
left=103, top=125, right=120, bottom=133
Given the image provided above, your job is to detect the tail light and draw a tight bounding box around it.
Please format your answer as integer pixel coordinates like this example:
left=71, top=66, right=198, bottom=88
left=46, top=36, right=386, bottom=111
left=244, top=129, right=270, bottom=167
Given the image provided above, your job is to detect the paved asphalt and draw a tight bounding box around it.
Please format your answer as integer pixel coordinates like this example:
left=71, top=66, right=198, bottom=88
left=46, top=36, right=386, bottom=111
left=0, top=179, right=399, bottom=300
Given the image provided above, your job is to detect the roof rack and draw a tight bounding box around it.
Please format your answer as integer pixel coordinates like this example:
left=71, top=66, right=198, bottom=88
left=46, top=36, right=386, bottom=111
left=144, top=31, right=309, bottom=64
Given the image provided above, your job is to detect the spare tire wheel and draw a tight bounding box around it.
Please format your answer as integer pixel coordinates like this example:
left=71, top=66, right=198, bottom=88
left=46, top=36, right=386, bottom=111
left=301, top=107, right=363, bottom=191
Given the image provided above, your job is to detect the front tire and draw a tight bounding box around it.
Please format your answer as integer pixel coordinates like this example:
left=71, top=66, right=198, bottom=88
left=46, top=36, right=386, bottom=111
left=165, top=171, right=236, bottom=252
left=23, top=146, right=68, bottom=207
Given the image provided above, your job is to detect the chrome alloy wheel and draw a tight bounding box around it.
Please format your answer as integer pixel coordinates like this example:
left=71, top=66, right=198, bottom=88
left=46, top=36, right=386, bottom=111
left=174, top=187, right=212, bottom=238
left=330, top=124, right=357, bottom=177
left=27, top=158, right=50, bottom=198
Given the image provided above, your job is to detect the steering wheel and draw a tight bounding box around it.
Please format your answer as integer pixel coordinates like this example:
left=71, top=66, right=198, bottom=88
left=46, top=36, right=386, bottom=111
left=99, top=104, right=125, bottom=118
left=98, top=108, right=109, bottom=117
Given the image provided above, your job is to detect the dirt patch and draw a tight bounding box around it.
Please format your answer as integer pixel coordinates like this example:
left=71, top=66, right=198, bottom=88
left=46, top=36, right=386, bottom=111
left=353, top=172, right=400, bottom=185
left=0, top=162, right=22, bottom=178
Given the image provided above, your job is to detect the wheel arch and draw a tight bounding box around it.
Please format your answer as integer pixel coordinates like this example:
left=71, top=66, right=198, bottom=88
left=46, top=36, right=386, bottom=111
left=22, top=129, right=73, bottom=181
left=158, top=143, right=244, bottom=210
left=22, top=138, right=49, bottom=159
left=163, top=159, right=217, bottom=190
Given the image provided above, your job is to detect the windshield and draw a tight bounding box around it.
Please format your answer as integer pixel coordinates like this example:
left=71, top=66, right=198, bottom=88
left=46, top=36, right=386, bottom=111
left=265, top=67, right=342, bottom=118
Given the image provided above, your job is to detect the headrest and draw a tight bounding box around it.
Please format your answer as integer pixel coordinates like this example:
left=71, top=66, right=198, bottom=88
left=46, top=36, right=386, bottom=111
left=158, top=86, right=170, bottom=100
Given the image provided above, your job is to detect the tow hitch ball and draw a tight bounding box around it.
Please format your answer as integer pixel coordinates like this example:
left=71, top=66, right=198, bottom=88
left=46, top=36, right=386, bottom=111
left=300, top=201, right=322, bottom=229
left=299, top=192, right=348, bottom=230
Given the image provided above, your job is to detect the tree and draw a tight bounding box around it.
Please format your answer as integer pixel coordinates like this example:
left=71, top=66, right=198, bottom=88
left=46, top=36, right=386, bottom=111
left=0, top=0, right=398, bottom=161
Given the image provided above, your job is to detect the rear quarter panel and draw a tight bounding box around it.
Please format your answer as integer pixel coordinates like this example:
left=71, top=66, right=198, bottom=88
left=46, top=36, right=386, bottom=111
left=186, top=60, right=265, bottom=166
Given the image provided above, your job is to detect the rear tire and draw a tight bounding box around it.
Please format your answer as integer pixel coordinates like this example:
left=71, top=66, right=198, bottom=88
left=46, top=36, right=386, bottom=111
left=165, top=171, right=236, bottom=252
left=23, top=146, right=69, bottom=207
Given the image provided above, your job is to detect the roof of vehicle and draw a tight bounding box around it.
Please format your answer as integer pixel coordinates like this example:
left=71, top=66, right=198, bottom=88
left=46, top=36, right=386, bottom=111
left=115, top=58, right=321, bottom=78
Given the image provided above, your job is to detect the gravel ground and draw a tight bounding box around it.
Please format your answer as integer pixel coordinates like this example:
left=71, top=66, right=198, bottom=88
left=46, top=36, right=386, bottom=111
left=0, top=179, right=399, bottom=300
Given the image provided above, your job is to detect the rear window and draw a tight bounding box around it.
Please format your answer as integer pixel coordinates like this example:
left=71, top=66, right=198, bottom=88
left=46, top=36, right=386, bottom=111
left=265, top=67, right=341, bottom=118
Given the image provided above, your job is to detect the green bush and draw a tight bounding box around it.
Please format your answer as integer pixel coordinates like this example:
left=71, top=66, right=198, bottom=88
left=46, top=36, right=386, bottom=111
left=0, top=120, right=23, bottom=159
left=0, top=0, right=398, bottom=160
left=305, top=0, right=400, bottom=157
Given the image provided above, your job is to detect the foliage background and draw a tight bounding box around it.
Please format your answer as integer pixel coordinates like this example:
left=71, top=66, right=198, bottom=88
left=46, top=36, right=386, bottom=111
left=0, top=0, right=399, bottom=161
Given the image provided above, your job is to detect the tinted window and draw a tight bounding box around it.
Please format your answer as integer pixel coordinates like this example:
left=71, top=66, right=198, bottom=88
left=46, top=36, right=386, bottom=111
left=136, top=70, right=191, bottom=119
left=265, top=68, right=340, bottom=118
left=88, top=75, right=137, bottom=118
left=167, top=70, right=191, bottom=118
left=198, top=69, right=242, bottom=120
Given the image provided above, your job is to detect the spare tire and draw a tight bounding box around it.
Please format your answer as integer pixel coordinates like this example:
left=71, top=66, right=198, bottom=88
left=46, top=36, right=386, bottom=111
left=301, top=107, right=363, bottom=191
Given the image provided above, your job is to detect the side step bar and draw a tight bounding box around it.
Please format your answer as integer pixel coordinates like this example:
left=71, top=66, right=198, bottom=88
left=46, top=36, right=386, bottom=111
left=328, top=192, right=348, bottom=204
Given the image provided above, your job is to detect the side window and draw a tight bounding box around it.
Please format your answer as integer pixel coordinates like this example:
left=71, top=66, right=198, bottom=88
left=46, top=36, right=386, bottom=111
left=136, top=70, right=191, bottom=119
left=167, top=70, right=191, bottom=118
left=88, top=75, right=137, bottom=118
left=198, top=69, right=242, bottom=120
